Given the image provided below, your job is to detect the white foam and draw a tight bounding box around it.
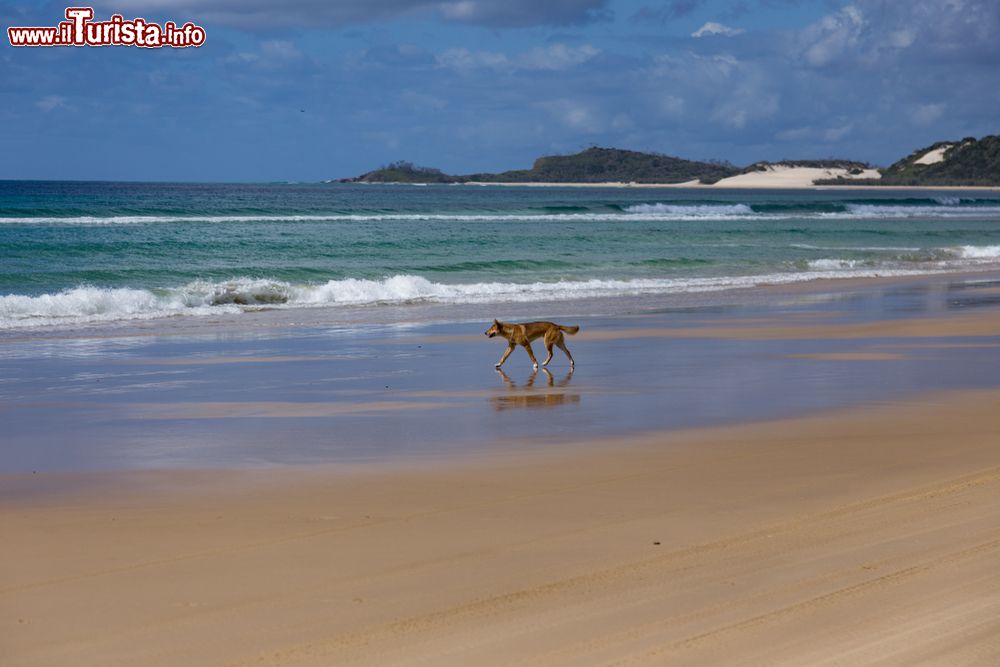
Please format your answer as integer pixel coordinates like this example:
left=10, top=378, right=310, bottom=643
left=0, top=285, right=239, bottom=329
left=793, top=244, right=921, bottom=252
left=956, top=245, right=1000, bottom=260
left=834, top=204, right=1000, bottom=219
left=0, top=206, right=764, bottom=226
left=623, top=203, right=754, bottom=216
left=5, top=201, right=1000, bottom=226
left=0, top=269, right=957, bottom=330
left=807, top=259, right=863, bottom=270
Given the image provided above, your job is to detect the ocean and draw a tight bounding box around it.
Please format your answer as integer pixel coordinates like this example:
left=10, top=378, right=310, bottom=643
left=3, top=180, right=1000, bottom=331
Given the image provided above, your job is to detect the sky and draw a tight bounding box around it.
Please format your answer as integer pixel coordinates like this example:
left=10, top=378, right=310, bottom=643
left=1, top=0, right=999, bottom=181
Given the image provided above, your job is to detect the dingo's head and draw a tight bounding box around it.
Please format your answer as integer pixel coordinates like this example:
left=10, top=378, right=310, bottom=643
left=484, top=319, right=501, bottom=338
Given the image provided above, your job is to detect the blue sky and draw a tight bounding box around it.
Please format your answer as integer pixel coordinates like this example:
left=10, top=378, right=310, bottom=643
left=2, top=0, right=998, bottom=181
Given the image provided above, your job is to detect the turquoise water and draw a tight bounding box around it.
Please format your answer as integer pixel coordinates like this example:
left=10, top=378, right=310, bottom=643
left=3, top=181, right=1000, bottom=329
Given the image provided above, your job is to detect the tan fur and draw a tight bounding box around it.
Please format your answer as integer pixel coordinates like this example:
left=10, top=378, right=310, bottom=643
left=484, top=319, right=579, bottom=369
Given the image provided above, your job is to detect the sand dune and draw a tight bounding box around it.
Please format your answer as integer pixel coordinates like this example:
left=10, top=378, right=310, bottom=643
left=710, top=164, right=882, bottom=188
left=914, top=144, right=952, bottom=165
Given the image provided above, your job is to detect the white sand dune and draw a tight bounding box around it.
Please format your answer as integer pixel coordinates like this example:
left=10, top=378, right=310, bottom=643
left=914, top=145, right=952, bottom=165
left=710, top=164, right=882, bottom=188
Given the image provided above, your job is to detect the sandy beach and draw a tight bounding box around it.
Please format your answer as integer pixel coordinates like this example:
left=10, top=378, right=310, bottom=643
left=5, top=392, right=1000, bottom=666
left=4, top=272, right=1000, bottom=666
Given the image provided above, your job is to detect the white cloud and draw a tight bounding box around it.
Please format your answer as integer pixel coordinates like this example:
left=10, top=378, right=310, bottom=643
left=436, top=43, right=599, bottom=72
left=436, top=0, right=608, bottom=27
left=659, top=95, right=684, bottom=117
left=517, top=44, right=599, bottom=70
left=401, top=90, right=447, bottom=111
left=439, top=0, right=477, bottom=20
left=797, top=1, right=1000, bottom=69
left=800, top=5, right=865, bottom=67
left=774, top=124, right=853, bottom=143
left=646, top=53, right=778, bottom=130
left=224, top=52, right=260, bottom=65
left=223, top=40, right=300, bottom=68
left=911, top=103, right=945, bottom=126
left=691, top=22, right=745, bottom=38
left=435, top=48, right=509, bottom=70
left=113, top=0, right=608, bottom=28
left=362, top=130, right=400, bottom=150
left=260, top=40, right=302, bottom=61
left=775, top=127, right=813, bottom=142
left=542, top=100, right=603, bottom=133
left=611, top=113, right=634, bottom=131
left=824, top=123, right=854, bottom=141
left=564, top=107, right=598, bottom=132
left=710, top=73, right=779, bottom=129
left=888, top=28, right=916, bottom=49
left=36, top=95, right=67, bottom=112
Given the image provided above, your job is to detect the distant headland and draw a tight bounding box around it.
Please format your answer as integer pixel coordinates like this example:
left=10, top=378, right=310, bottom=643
left=335, top=135, right=1000, bottom=188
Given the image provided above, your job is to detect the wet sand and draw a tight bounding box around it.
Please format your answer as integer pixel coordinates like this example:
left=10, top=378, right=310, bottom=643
left=4, top=272, right=1000, bottom=665
left=408, top=309, right=1000, bottom=344
left=8, top=273, right=1000, bottom=470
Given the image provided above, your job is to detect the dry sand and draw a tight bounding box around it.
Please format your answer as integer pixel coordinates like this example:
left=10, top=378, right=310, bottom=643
left=5, top=387, right=1000, bottom=666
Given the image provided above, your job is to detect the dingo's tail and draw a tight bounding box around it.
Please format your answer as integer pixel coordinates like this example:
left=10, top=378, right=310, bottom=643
left=560, top=325, right=580, bottom=335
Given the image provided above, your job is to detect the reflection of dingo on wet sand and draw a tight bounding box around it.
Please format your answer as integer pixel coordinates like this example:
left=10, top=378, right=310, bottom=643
left=484, top=319, right=578, bottom=370
left=491, top=367, right=579, bottom=411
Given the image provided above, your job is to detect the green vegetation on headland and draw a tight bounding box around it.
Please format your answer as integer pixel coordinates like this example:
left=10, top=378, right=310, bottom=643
left=879, top=135, right=1000, bottom=186
left=746, top=159, right=870, bottom=173
left=339, top=135, right=1000, bottom=186
left=347, top=161, right=456, bottom=184
left=466, top=148, right=738, bottom=184
left=812, top=135, right=1000, bottom=186
left=340, top=148, right=739, bottom=185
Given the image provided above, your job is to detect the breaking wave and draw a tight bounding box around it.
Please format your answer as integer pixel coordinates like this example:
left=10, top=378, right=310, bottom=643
left=832, top=204, right=1000, bottom=219
left=0, top=204, right=763, bottom=225
left=5, top=200, right=1000, bottom=225
left=6, top=243, right=1000, bottom=329
left=0, top=267, right=969, bottom=330
left=956, top=244, right=1000, bottom=259
left=622, top=203, right=754, bottom=216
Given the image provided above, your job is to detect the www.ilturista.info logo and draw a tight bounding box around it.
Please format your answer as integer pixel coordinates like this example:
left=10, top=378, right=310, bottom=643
left=7, top=7, right=206, bottom=48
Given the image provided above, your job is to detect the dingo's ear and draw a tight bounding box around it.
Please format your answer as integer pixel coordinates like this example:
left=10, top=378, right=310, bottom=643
left=494, top=319, right=500, bottom=325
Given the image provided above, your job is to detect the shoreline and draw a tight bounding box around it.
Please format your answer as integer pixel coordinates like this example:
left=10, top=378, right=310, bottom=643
left=5, top=267, right=1000, bottom=343
left=2, top=269, right=1000, bottom=474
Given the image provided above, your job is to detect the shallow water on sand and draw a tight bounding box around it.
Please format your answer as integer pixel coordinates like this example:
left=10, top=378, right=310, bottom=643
left=3, top=273, right=1000, bottom=472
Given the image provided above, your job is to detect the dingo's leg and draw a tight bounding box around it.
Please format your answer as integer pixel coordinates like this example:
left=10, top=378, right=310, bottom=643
left=496, top=342, right=515, bottom=368
left=556, top=338, right=574, bottom=367
left=523, top=342, right=539, bottom=370
left=542, top=338, right=555, bottom=366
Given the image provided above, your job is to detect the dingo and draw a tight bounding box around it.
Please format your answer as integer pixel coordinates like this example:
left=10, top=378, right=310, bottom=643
left=484, top=319, right=579, bottom=369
